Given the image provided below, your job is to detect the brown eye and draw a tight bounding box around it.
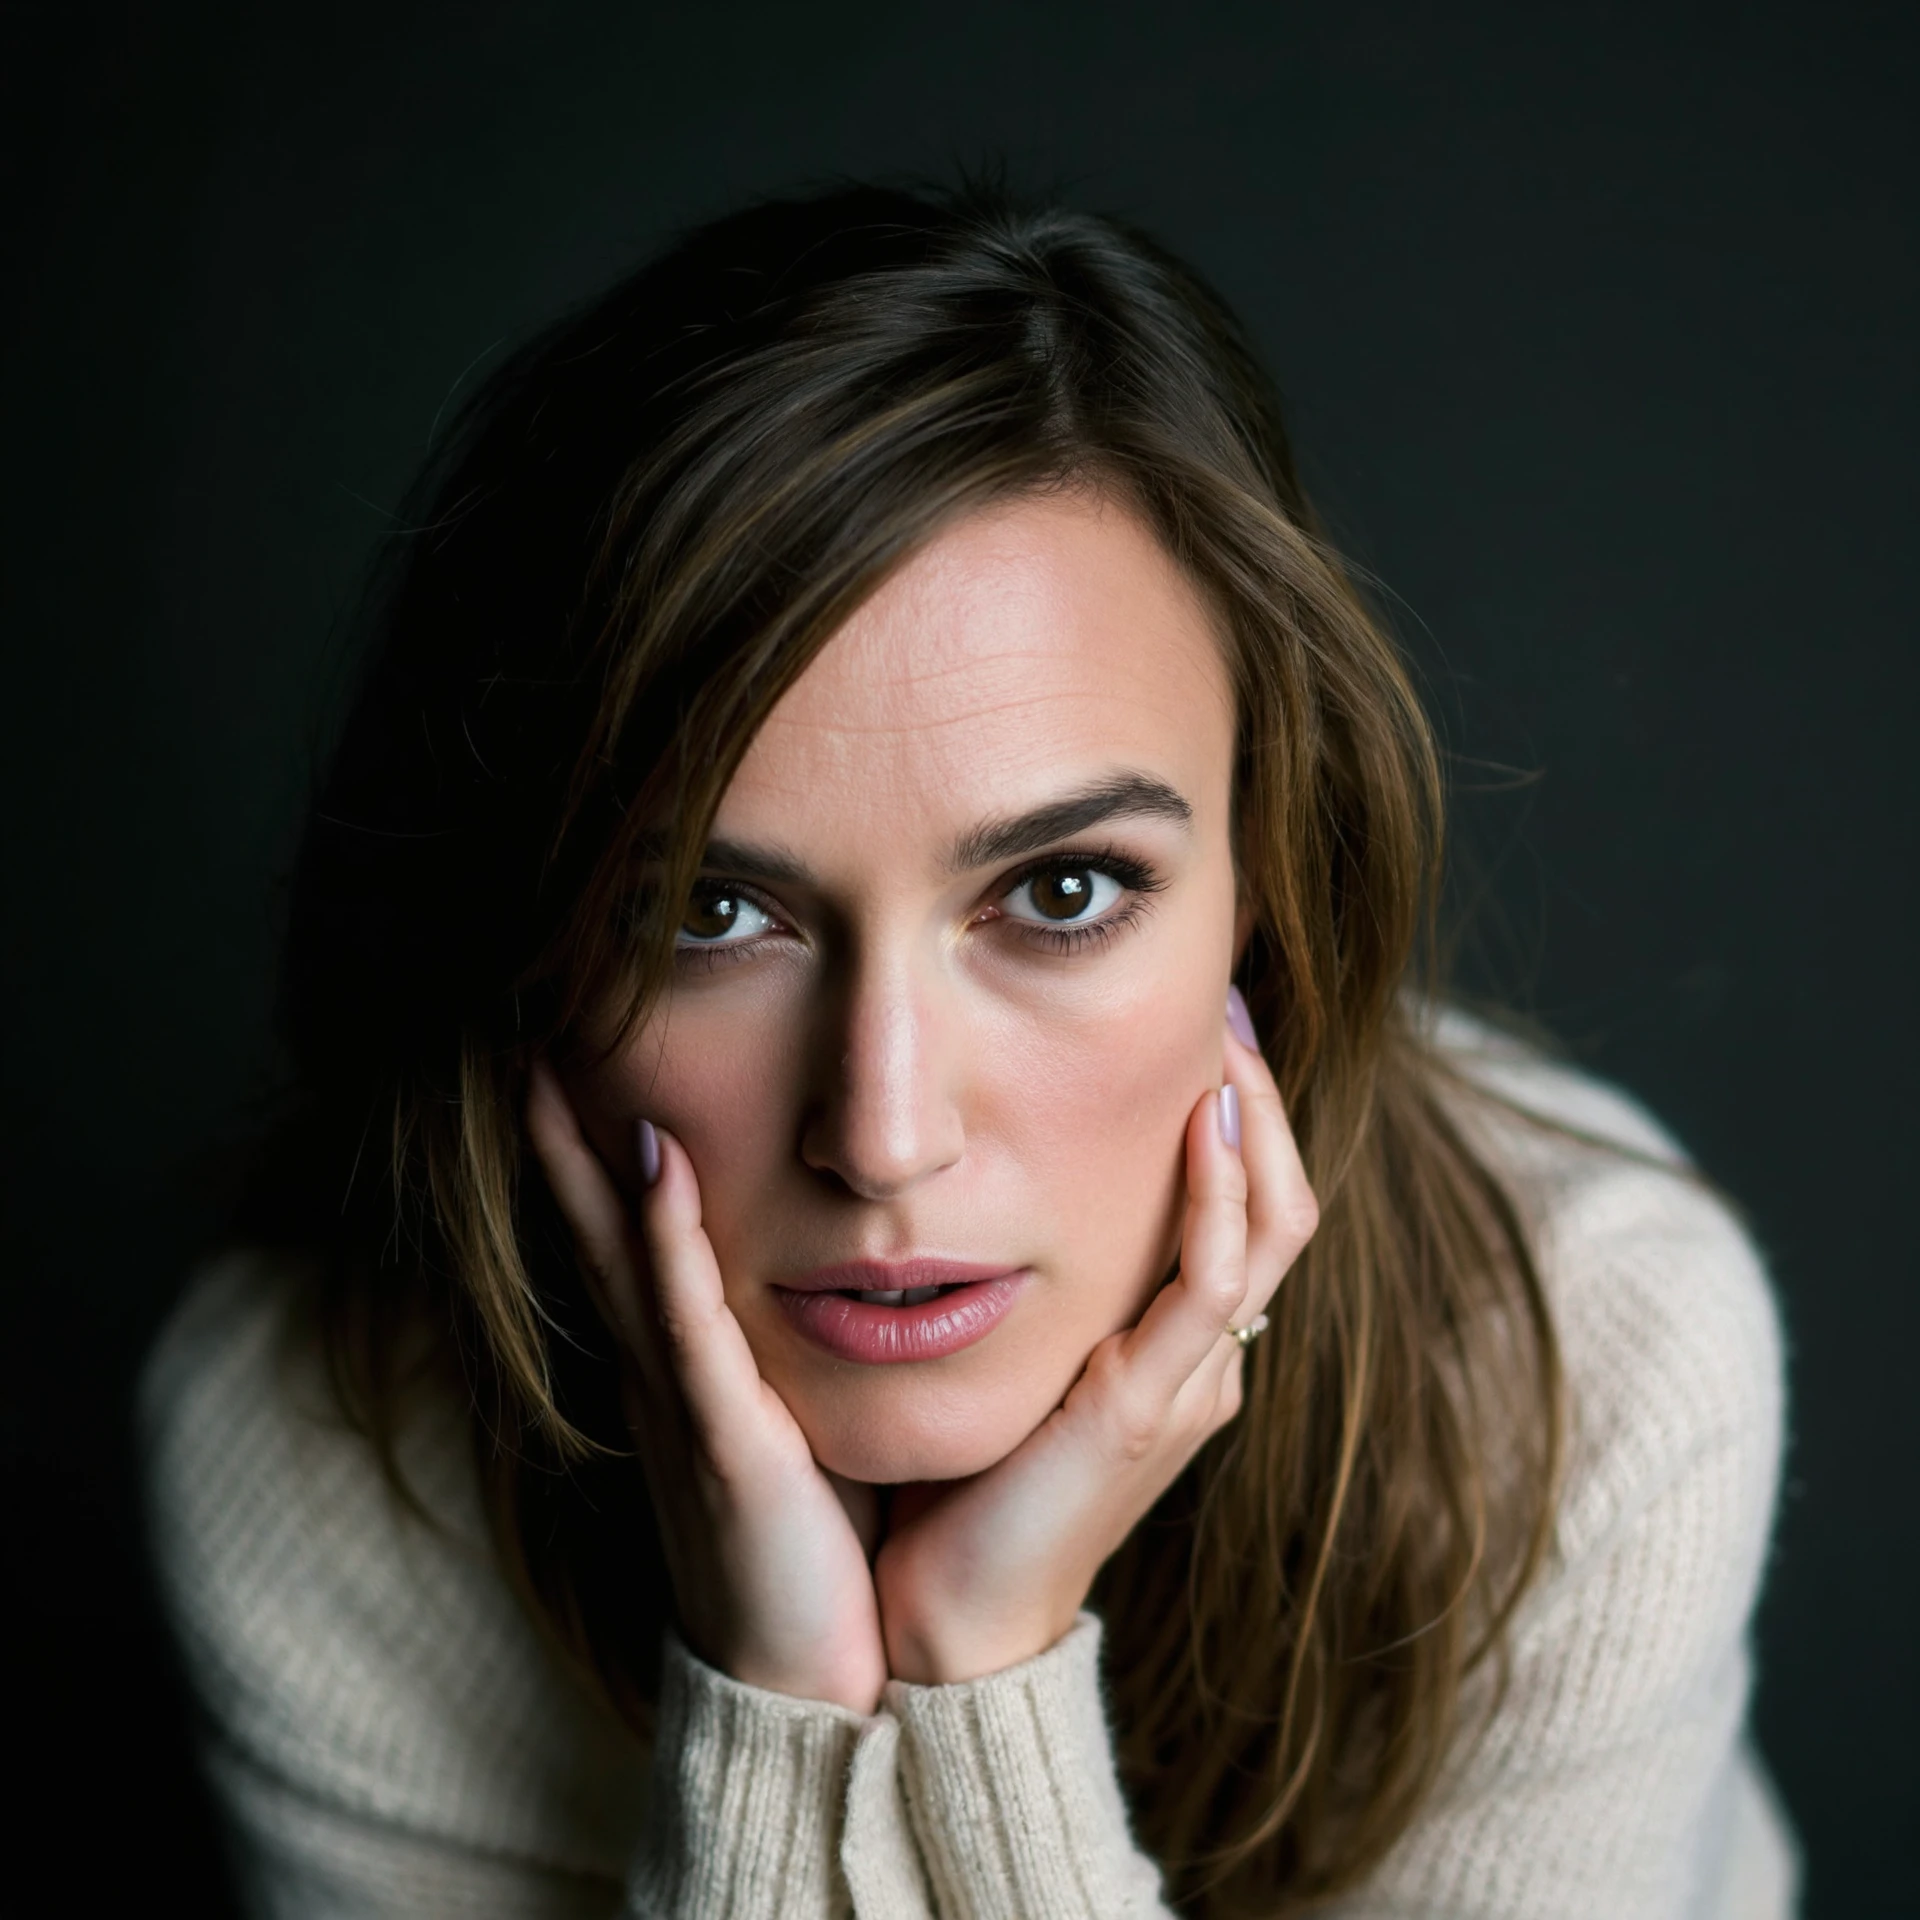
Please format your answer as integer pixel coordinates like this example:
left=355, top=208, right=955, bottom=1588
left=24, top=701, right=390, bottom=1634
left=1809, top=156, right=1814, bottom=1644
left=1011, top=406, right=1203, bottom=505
left=679, top=885, right=776, bottom=945
left=1003, top=864, right=1122, bottom=925
left=1031, top=869, right=1094, bottom=919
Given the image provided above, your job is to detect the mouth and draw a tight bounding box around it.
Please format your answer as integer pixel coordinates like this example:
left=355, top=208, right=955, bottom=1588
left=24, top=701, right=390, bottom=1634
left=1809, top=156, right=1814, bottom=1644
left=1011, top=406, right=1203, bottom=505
left=771, top=1260, right=1027, bottom=1364
left=842, top=1282, right=960, bottom=1306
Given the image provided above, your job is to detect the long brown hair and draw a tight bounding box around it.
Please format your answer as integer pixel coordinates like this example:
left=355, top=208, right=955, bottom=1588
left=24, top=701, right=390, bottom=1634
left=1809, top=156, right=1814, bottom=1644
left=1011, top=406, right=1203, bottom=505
left=253, top=182, right=1561, bottom=1915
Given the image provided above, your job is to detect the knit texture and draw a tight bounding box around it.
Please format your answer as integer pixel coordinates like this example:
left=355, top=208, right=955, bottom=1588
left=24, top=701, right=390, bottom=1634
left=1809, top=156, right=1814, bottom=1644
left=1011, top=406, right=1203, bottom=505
left=627, top=1640, right=867, bottom=1917
left=141, top=1020, right=1797, bottom=1916
left=887, top=1616, right=1166, bottom=1919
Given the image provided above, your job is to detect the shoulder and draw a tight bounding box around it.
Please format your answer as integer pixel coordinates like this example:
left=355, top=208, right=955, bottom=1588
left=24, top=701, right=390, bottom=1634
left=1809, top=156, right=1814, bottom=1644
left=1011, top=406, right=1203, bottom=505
left=1368, top=1011, right=1795, bottom=1912
left=1431, top=1004, right=1786, bottom=1528
left=139, top=1249, right=648, bottom=1879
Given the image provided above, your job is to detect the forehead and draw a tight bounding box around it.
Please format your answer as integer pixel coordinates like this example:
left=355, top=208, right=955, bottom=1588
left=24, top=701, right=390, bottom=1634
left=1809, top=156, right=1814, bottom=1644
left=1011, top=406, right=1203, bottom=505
left=721, top=490, right=1236, bottom=854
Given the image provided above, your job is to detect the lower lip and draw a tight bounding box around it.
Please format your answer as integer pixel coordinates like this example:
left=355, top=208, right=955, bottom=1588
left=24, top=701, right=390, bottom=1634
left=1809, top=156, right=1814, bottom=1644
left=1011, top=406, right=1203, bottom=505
left=773, top=1274, right=1028, bottom=1364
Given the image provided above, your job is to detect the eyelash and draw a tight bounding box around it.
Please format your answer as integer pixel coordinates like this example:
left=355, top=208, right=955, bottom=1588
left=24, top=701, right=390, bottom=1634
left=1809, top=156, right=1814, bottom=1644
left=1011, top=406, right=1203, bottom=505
left=1007, top=901, right=1150, bottom=957
left=668, top=844, right=1165, bottom=972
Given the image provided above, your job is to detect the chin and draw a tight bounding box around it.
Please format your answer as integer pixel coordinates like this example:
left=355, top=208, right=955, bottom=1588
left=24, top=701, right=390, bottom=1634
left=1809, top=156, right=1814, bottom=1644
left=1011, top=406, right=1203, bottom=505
left=791, top=1383, right=1039, bottom=1486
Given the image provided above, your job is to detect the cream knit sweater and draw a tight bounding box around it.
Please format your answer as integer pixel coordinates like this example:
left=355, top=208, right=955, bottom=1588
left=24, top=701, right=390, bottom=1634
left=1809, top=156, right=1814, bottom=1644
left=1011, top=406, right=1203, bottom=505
left=141, top=1018, right=1798, bottom=1917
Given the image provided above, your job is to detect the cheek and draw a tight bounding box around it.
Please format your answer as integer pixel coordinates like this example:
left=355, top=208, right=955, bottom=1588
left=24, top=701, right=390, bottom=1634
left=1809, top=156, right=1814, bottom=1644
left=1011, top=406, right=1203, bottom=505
left=569, top=990, right=802, bottom=1215
left=988, top=975, right=1220, bottom=1310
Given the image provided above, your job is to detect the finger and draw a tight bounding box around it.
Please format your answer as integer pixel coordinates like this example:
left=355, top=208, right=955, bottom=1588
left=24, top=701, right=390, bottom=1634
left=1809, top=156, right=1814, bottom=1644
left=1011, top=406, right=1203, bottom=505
left=630, top=1124, right=777, bottom=1455
left=525, top=1062, right=701, bottom=1451
left=1117, top=1084, right=1250, bottom=1407
left=524, top=1055, right=652, bottom=1352
left=1215, top=1340, right=1247, bottom=1429
left=1182, top=1329, right=1246, bottom=1439
left=1222, top=1018, right=1319, bottom=1323
left=1160, top=1324, right=1240, bottom=1426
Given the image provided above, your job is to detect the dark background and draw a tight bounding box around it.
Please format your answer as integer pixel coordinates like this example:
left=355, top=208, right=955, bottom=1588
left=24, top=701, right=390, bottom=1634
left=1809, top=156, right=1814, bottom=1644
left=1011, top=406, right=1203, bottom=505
left=3, top=1, right=1913, bottom=1910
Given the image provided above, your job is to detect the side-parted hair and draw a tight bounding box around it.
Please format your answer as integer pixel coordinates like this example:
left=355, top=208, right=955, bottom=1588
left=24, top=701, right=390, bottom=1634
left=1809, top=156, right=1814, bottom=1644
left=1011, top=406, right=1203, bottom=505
left=255, top=182, right=1561, bottom=1915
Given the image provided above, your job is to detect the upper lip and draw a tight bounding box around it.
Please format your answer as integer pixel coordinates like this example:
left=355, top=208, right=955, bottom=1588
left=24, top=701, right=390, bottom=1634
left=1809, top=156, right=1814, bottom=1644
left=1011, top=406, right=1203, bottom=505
left=775, top=1258, right=1023, bottom=1295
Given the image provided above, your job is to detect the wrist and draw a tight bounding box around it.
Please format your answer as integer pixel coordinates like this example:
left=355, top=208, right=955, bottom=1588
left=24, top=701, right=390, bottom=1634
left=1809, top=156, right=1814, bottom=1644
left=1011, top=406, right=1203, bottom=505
left=723, top=1632, right=889, bottom=1715
left=883, top=1600, right=1079, bottom=1687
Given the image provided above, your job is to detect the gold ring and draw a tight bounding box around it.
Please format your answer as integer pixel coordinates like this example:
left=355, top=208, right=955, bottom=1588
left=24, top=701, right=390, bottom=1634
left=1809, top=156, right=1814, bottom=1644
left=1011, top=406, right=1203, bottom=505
left=1229, top=1313, right=1270, bottom=1348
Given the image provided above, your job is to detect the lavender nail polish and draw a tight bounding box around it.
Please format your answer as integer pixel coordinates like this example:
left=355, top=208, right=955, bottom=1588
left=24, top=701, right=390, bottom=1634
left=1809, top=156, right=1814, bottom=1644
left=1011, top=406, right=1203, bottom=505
left=1226, top=984, right=1259, bottom=1052
left=638, top=1118, right=661, bottom=1187
left=1219, top=1084, right=1241, bottom=1151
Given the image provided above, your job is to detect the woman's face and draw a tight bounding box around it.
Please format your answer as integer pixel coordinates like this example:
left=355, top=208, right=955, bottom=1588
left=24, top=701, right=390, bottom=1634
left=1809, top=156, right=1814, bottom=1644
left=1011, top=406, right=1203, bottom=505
left=568, top=489, right=1244, bottom=1484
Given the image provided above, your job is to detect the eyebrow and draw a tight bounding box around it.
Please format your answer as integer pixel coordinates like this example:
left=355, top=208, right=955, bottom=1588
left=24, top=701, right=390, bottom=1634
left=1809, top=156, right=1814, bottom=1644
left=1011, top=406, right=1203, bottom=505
left=943, top=771, right=1194, bottom=872
left=690, top=837, right=816, bottom=888
left=680, top=771, right=1195, bottom=890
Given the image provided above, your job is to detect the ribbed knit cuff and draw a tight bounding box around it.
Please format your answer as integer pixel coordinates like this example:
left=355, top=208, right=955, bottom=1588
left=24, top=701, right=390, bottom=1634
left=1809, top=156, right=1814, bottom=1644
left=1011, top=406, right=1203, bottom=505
left=885, top=1614, right=1171, bottom=1920
left=626, top=1634, right=865, bottom=1920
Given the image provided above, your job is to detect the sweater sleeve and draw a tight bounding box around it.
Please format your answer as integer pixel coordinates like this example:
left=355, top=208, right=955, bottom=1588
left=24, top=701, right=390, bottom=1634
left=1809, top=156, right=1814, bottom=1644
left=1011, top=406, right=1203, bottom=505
left=633, top=1613, right=1172, bottom=1920
left=883, top=1615, right=1174, bottom=1920
left=624, top=1635, right=869, bottom=1919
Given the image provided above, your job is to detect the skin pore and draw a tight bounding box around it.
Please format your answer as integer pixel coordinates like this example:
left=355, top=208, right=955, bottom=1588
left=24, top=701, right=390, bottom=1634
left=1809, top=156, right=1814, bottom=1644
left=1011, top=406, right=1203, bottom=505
left=532, top=485, right=1316, bottom=1703
left=568, top=487, right=1244, bottom=1483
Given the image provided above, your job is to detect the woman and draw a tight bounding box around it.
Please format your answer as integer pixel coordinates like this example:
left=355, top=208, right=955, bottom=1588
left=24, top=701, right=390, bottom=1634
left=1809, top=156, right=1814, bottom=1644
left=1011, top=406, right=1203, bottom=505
left=143, top=183, right=1794, bottom=1917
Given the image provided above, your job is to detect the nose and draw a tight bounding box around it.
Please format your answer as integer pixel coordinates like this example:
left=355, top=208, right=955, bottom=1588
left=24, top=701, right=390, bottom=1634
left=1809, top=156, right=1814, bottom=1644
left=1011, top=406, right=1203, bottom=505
left=799, top=951, right=965, bottom=1201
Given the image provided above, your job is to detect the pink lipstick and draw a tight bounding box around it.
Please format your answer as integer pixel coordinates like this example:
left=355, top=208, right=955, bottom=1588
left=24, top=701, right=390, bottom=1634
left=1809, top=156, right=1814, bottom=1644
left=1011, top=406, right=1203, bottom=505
left=772, top=1259, right=1027, bottom=1364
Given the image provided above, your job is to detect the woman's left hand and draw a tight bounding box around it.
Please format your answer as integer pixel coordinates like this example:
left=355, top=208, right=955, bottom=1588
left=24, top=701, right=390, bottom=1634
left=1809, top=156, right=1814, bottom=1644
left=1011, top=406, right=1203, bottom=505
left=874, top=1006, right=1319, bottom=1685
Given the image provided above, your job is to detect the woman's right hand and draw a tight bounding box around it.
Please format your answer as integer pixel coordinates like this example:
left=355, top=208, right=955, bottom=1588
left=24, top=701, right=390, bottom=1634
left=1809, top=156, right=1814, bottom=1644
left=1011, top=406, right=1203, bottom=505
left=525, top=1058, right=890, bottom=1714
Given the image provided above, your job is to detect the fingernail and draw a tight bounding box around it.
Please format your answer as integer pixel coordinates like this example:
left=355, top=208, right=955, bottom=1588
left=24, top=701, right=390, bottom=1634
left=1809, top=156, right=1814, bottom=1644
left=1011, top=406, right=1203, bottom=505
left=1218, top=1084, right=1241, bottom=1151
left=1226, top=985, right=1259, bottom=1052
left=637, top=1118, right=661, bottom=1188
